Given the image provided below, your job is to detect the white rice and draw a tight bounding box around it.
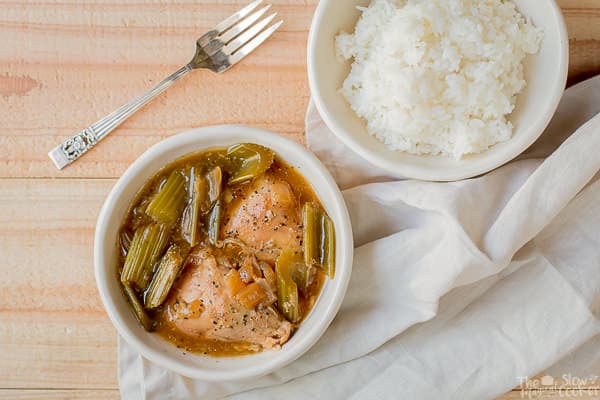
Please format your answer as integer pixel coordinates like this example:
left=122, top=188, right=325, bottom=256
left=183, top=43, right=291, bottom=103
left=336, top=0, right=543, bottom=159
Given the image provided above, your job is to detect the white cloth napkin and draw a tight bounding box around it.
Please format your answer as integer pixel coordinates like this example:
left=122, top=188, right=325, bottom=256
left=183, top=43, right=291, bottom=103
left=119, top=76, right=600, bottom=400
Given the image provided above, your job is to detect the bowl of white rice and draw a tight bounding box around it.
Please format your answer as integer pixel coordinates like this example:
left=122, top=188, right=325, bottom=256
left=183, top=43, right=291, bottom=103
left=308, top=0, right=568, bottom=181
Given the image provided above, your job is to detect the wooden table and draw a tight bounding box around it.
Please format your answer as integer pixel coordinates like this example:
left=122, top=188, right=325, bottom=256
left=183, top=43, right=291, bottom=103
left=1, top=1, right=599, bottom=399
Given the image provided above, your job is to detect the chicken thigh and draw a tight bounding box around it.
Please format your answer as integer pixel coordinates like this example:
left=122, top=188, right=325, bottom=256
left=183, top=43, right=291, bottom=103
left=223, top=173, right=303, bottom=264
left=162, top=247, right=292, bottom=349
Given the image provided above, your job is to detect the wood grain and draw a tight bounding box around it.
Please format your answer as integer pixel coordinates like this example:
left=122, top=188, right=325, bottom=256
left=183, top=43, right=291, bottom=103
left=560, top=0, right=600, bottom=84
left=500, top=393, right=600, bottom=400
left=1, top=1, right=599, bottom=399
left=0, top=390, right=119, bottom=400
left=0, top=1, right=312, bottom=179
left=0, top=179, right=117, bottom=389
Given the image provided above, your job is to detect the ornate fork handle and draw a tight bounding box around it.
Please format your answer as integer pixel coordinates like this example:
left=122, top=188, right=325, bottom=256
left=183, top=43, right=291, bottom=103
left=48, top=64, right=192, bottom=170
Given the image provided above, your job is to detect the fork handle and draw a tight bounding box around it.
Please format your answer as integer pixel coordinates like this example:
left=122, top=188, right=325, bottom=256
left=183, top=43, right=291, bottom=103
left=48, top=64, right=192, bottom=170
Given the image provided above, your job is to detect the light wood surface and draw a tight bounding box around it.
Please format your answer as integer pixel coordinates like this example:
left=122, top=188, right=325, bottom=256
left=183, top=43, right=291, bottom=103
left=0, top=390, right=119, bottom=400
left=1, top=1, right=599, bottom=399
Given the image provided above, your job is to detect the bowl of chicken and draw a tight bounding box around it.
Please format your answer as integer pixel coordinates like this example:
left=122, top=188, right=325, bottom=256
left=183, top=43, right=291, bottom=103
left=94, top=125, right=353, bottom=381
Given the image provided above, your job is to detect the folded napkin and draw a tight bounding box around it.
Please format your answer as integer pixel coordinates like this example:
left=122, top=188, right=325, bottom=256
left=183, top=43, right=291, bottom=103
left=119, top=76, right=600, bottom=399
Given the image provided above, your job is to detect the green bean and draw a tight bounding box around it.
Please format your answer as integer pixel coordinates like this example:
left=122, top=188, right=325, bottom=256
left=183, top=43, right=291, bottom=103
left=227, top=143, right=275, bottom=185
left=121, top=226, right=148, bottom=285
left=302, top=202, right=322, bottom=266
left=123, top=283, right=154, bottom=331
left=275, top=249, right=300, bottom=323
left=203, top=149, right=234, bottom=174
left=207, top=199, right=222, bottom=246
left=321, top=214, right=336, bottom=279
left=144, top=244, right=185, bottom=309
left=184, top=168, right=206, bottom=246
left=291, top=263, right=313, bottom=292
left=205, top=166, right=222, bottom=211
left=280, top=250, right=313, bottom=291
left=146, top=170, right=187, bottom=226
left=121, top=223, right=170, bottom=290
left=303, top=203, right=336, bottom=279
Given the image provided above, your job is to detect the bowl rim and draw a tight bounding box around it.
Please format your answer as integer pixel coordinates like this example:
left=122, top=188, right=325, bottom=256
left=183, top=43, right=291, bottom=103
left=307, top=0, right=569, bottom=181
left=94, top=125, right=354, bottom=381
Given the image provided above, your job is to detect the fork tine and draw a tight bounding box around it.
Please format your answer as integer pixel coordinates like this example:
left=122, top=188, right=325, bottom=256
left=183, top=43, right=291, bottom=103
left=213, top=0, right=263, bottom=34
left=228, top=20, right=283, bottom=66
left=219, top=5, right=271, bottom=44
left=223, top=12, right=276, bottom=54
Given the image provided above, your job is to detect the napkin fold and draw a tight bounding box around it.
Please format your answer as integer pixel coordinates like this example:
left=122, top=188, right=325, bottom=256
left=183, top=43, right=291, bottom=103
left=119, top=76, right=600, bottom=399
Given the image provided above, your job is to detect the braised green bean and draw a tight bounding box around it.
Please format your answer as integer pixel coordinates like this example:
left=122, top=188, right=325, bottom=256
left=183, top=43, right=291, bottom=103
left=184, top=168, right=205, bottom=246
left=205, top=166, right=222, bottom=210
left=207, top=198, right=222, bottom=245
left=146, top=170, right=187, bottom=226
left=144, top=245, right=185, bottom=309
left=322, top=214, right=336, bottom=279
left=302, top=202, right=322, bottom=266
left=284, top=250, right=313, bottom=292
left=302, top=202, right=336, bottom=279
left=123, top=283, right=154, bottom=331
left=276, top=249, right=300, bottom=323
left=227, top=143, right=275, bottom=185
left=120, top=223, right=169, bottom=290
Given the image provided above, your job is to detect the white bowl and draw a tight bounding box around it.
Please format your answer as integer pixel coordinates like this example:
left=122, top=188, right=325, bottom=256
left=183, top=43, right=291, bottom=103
left=94, top=125, right=353, bottom=381
left=308, top=0, right=569, bottom=181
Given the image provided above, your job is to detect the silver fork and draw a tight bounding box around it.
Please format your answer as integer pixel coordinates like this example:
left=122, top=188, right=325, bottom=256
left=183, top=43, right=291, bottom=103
left=48, top=0, right=282, bottom=170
